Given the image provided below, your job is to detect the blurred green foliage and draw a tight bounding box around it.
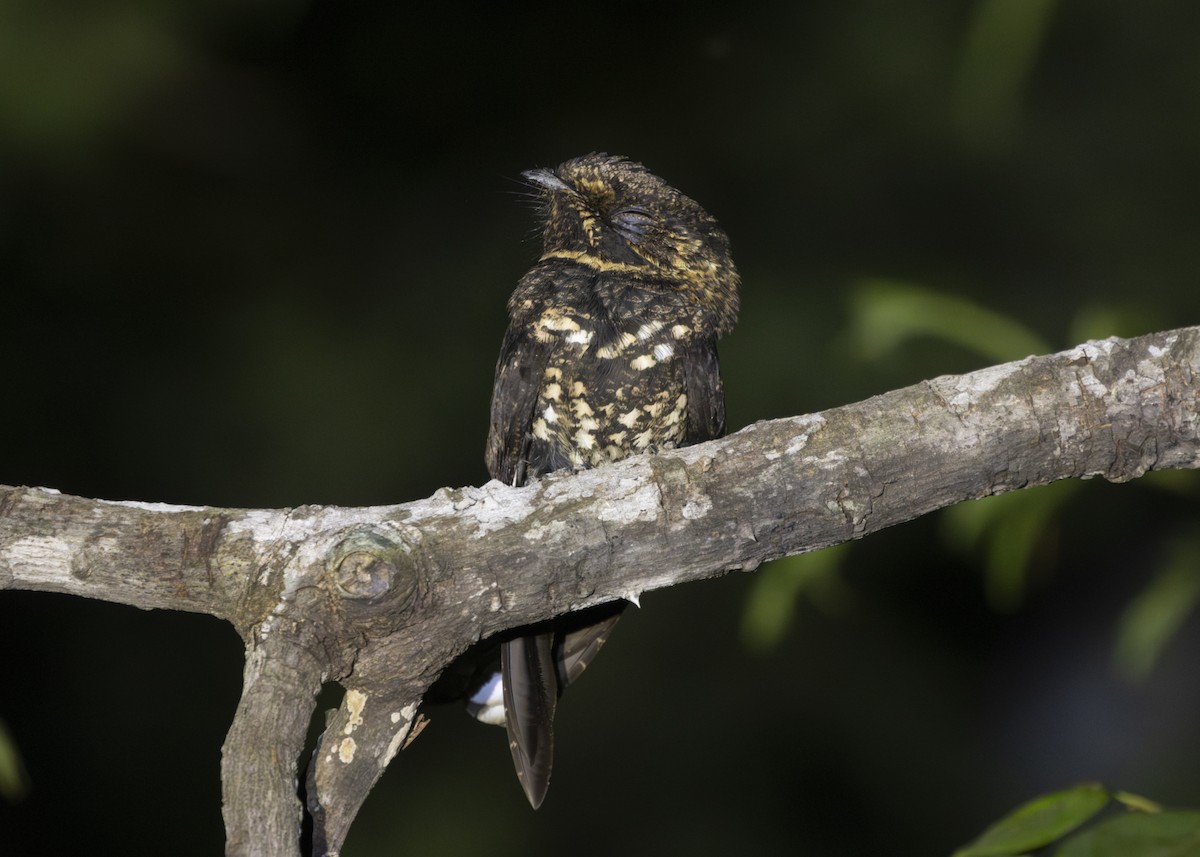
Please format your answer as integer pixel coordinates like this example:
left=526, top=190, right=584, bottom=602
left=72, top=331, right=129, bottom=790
left=741, top=545, right=852, bottom=653
left=2, top=1, right=1199, bottom=856
left=1115, top=538, right=1200, bottom=682
left=748, top=284, right=1198, bottom=678
left=953, top=782, right=1111, bottom=856
left=844, top=279, right=1051, bottom=364
left=941, top=480, right=1079, bottom=612
left=953, top=0, right=1059, bottom=154
left=1057, top=812, right=1200, bottom=857
left=0, top=2, right=185, bottom=162
left=0, top=718, right=29, bottom=803
left=953, top=782, right=1200, bottom=857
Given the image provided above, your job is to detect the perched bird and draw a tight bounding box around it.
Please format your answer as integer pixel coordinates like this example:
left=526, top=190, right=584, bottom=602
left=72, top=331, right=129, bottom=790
left=478, top=153, right=740, bottom=808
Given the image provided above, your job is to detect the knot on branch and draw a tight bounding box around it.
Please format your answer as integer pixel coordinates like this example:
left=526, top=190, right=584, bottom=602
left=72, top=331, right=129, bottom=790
left=325, top=528, right=419, bottom=610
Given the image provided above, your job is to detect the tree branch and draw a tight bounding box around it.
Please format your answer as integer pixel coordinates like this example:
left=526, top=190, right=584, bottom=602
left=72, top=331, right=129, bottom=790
left=2, top=326, right=1198, bottom=856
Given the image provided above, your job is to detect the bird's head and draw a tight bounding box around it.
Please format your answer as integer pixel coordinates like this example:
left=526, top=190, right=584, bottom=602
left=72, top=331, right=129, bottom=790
left=523, top=153, right=739, bottom=335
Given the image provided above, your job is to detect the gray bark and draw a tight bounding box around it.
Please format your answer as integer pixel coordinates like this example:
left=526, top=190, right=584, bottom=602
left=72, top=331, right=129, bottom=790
left=1, top=326, right=1198, bottom=857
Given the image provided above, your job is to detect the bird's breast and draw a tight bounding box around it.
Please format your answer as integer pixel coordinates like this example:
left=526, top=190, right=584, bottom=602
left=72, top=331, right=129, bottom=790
left=526, top=310, right=693, bottom=469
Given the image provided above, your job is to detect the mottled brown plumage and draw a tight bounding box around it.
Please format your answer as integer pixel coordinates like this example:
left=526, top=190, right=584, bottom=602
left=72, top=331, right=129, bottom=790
left=485, top=153, right=740, bottom=808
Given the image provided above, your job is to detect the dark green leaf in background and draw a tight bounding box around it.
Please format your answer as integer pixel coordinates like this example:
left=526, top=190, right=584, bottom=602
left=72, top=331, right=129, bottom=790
left=953, top=783, right=1109, bottom=857
left=1054, top=811, right=1200, bottom=857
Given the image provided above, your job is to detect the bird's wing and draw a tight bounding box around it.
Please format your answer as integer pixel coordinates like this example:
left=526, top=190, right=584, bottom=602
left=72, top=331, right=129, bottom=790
left=487, top=322, right=563, bottom=808
left=681, top=336, right=727, bottom=445
left=486, top=324, right=552, bottom=486
left=554, top=601, right=626, bottom=688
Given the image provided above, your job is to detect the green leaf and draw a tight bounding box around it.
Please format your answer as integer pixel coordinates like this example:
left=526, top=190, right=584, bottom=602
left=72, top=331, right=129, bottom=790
left=1114, top=538, right=1200, bottom=680
left=954, top=783, right=1110, bottom=857
left=952, top=0, right=1058, bottom=152
left=1055, top=811, right=1200, bottom=857
left=848, top=280, right=1051, bottom=365
left=979, top=482, right=1076, bottom=611
left=739, top=546, right=850, bottom=653
left=0, top=717, right=29, bottom=803
left=941, top=481, right=1078, bottom=611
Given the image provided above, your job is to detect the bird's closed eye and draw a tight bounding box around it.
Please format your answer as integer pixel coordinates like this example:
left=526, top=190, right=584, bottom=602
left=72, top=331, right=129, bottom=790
left=610, top=207, right=657, bottom=238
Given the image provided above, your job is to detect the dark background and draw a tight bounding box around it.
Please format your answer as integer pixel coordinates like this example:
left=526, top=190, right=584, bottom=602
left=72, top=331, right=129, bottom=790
left=2, top=2, right=1198, bottom=855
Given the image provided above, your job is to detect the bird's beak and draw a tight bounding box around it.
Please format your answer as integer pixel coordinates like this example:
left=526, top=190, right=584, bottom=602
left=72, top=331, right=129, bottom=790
left=522, top=168, right=572, bottom=193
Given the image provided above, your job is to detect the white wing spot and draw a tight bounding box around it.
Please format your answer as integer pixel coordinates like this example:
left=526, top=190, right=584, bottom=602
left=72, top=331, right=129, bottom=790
left=637, top=320, right=664, bottom=340
left=539, top=313, right=581, bottom=332
left=574, top=428, right=597, bottom=449
left=597, top=332, right=638, bottom=359
left=572, top=398, right=595, bottom=418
